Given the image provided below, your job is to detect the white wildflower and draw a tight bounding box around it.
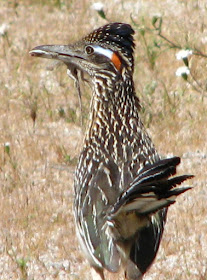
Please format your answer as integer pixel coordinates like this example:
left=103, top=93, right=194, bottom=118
left=152, top=12, right=162, bottom=18
left=175, top=66, right=190, bottom=77
left=91, top=2, right=104, bottom=11
left=201, top=36, right=207, bottom=44
left=0, top=23, right=9, bottom=36
left=176, top=49, right=193, bottom=60
left=4, top=142, right=11, bottom=154
left=62, top=259, right=70, bottom=270
left=4, top=142, right=10, bottom=148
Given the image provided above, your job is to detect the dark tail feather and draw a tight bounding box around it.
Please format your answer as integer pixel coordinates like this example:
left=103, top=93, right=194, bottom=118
left=121, top=157, right=194, bottom=276
left=129, top=209, right=167, bottom=274
left=131, top=156, right=181, bottom=185
left=110, top=157, right=193, bottom=217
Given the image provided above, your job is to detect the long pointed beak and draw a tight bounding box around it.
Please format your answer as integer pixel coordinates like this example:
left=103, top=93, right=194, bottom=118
left=29, top=45, right=84, bottom=64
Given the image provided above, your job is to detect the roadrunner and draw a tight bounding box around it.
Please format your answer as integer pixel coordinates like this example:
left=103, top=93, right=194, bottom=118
left=30, top=23, right=193, bottom=279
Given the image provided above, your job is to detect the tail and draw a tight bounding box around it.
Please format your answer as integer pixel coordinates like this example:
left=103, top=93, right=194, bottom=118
left=110, top=156, right=193, bottom=276
left=110, top=156, right=193, bottom=217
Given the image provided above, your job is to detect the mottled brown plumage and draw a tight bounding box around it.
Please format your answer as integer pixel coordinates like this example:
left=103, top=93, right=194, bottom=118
left=30, top=23, right=193, bottom=280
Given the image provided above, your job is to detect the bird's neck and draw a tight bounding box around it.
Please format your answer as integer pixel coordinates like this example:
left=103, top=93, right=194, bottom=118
left=86, top=71, right=141, bottom=141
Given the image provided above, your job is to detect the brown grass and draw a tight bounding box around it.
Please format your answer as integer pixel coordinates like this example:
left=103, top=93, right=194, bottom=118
left=0, top=0, right=206, bottom=279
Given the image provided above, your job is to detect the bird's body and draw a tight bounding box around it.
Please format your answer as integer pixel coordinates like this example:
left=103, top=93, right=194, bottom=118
left=73, top=42, right=161, bottom=277
left=30, top=23, right=193, bottom=280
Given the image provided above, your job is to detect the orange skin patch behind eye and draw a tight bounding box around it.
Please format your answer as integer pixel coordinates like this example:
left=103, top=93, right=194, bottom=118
left=111, top=52, right=122, bottom=71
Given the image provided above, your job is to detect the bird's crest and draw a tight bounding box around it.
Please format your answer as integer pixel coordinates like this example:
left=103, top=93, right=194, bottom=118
left=83, top=23, right=135, bottom=70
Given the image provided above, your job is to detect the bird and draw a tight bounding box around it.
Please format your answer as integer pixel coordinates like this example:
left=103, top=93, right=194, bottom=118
left=30, top=22, right=193, bottom=280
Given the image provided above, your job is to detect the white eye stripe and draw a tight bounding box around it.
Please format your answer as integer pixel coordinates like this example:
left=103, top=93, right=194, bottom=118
left=92, top=46, right=113, bottom=59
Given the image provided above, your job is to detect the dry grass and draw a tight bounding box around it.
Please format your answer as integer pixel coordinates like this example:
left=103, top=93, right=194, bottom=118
left=0, top=0, right=206, bottom=279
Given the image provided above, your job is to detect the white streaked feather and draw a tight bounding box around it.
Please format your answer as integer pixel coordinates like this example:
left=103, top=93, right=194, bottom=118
left=121, top=197, right=156, bottom=212
left=76, top=221, right=102, bottom=268
left=121, top=197, right=176, bottom=214
left=138, top=199, right=175, bottom=214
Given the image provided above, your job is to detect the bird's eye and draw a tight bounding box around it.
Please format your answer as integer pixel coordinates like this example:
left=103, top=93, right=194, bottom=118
left=85, top=46, right=94, bottom=55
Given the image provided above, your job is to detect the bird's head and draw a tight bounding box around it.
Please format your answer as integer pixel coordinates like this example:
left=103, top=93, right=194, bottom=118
left=30, top=23, right=135, bottom=79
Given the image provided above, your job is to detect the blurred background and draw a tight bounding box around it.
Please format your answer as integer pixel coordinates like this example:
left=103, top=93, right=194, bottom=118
left=0, top=0, right=206, bottom=279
